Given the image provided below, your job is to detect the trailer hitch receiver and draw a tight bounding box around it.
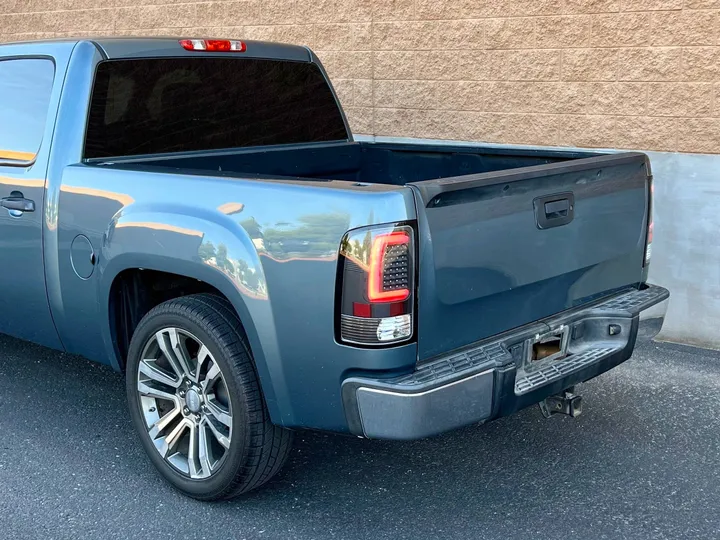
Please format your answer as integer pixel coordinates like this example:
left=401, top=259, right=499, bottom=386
left=539, top=388, right=583, bottom=418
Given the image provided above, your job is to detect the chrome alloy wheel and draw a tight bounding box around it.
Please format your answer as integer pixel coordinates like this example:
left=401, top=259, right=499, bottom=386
left=136, top=327, right=233, bottom=479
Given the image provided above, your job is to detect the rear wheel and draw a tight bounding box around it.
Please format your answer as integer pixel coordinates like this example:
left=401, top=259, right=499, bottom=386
left=125, top=293, right=293, bottom=500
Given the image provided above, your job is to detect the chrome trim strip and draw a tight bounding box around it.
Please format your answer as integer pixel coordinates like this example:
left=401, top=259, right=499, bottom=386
left=356, top=369, right=493, bottom=399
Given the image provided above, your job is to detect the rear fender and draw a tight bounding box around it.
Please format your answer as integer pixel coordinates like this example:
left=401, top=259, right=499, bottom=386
left=99, top=207, right=289, bottom=424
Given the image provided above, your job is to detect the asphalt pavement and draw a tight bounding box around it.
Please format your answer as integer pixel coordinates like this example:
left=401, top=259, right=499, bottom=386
left=0, top=334, right=719, bottom=540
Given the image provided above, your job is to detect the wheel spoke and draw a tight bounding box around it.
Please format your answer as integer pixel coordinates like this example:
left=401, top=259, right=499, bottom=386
left=148, top=405, right=181, bottom=439
left=205, top=415, right=231, bottom=449
left=138, top=380, right=177, bottom=402
left=195, top=345, right=211, bottom=382
left=198, top=424, right=215, bottom=473
left=139, top=359, right=180, bottom=388
left=159, top=418, right=190, bottom=458
left=205, top=397, right=232, bottom=427
left=156, top=329, right=193, bottom=379
left=187, top=424, right=204, bottom=478
left=204, top=361, right=221, bottom=388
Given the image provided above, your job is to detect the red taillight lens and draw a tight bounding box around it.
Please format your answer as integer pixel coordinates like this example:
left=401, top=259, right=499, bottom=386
left=352, top=302, right=372, bottom=318
left=179, top=39, right=246, bottom=52
left=337, top=224, right=415, bottom=346
left=368, top=231, right=411, bottom=303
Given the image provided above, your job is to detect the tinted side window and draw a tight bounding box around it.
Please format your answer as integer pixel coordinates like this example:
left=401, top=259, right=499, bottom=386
left=85, top=58, right=349, bottom=159
left=0, top=58, right=55, bottom=163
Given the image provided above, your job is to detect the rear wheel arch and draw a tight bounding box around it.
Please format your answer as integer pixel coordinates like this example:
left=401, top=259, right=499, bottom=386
left=102, top=262, right=284, bottom=424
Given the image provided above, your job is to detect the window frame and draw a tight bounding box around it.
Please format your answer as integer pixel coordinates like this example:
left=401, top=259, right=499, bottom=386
left=0, top=55, right=57, bottom=169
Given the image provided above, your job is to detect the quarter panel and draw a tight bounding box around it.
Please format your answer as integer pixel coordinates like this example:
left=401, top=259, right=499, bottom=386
left=54, top=163, right=417, bottom=429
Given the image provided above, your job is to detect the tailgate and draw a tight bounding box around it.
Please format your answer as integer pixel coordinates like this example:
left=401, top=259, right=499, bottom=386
left=410, top=152, right=650, bottom=360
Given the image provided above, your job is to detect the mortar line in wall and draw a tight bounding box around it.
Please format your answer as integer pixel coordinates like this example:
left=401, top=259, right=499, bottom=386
left=1, top=32, right=704, bottom=53
left=370, top=80, right=701, bottom=84
left=274, top=45, right=700, bottom=51
left=369, top=108, right=709, bottom=122
left=2, top=7, right=716, bottom=20
left=366, top=46, right=705, bottom=50
left=305, top=10, right=704, bottom=23
left=1, top=6, right=702, bottom=18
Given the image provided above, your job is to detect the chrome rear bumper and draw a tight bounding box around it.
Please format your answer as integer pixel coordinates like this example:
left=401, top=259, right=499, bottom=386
left=638, top=295, right=669, bottom=342
left=342, top=285, right=670, bottom=440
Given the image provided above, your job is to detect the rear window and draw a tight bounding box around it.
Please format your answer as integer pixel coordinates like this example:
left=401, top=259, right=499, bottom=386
left=84, top=58, right=348, bottom=159
left=0, top=58, right=55, bottom=163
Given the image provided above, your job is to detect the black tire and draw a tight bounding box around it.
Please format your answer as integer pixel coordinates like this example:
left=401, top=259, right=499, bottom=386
left=125, top=293, right=293, bottom=500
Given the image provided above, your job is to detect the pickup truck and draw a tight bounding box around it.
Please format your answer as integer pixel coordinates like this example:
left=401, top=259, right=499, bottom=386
left=0, top=37, right=669, bottom=500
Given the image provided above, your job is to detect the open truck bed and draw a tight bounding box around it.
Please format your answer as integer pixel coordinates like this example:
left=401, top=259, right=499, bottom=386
left=95, top=139, right=598, bottom=184
left=95, top=140, right=652, bottom=360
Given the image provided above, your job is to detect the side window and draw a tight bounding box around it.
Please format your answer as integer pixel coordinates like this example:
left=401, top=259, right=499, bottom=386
left=0, top=58, right=55, bottom=164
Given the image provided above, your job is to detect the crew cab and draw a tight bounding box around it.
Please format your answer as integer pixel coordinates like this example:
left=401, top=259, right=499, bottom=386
left=0, top=37, right=669, bottom=500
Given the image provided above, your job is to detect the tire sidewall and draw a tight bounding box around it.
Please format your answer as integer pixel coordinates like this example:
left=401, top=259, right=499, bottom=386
left=126, top=308, right=253, bottom=499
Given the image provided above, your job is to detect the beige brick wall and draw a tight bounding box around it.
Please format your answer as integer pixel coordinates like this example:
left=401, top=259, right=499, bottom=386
left=2, top=0, right=719, bottom=153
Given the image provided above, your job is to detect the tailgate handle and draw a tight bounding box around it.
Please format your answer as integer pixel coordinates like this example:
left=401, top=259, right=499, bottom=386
left=534, top=192, right=574, bottom=229
left=545, top=199, right=569, bottom=218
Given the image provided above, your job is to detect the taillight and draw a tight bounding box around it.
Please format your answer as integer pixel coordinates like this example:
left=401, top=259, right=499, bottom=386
left=337, top=224, right=415, bottom=346
left=368, top=232, right=411, bottom=302
left=179, top=39, right=247, bottom=52
left=645, top=176, right=653, bottom=266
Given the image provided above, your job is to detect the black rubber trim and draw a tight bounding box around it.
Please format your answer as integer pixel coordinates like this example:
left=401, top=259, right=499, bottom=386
left=411, top=151, right=649, bottom=205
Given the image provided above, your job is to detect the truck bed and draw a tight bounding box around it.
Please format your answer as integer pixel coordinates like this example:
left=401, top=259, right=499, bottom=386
left=90, top=140, right=650, bottom=360
left=94, top=140, right=601, bottom=186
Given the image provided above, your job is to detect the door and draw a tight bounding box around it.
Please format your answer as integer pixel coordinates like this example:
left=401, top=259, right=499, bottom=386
left=0, top=56, right=62, bottom=349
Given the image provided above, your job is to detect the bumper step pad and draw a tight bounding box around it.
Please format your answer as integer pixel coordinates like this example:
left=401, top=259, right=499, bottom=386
left=390, top=342, right=511, bottom=389
left=515, top=346, right=619, bottom=395
left=595, top=285, right=669, bottom=313
left=383, top=286, right=668, bottom=393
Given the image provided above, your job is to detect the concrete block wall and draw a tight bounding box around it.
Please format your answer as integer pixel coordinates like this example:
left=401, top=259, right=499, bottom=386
left=2, top=1, right=720, bottom=154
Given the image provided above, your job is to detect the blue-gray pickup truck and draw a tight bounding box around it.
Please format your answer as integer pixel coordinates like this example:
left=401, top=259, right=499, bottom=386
left=0, top=37, right=669, bottom=500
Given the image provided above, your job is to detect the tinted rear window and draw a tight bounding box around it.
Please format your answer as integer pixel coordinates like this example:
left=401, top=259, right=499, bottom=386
left=85, top=58, right=348, bottom=159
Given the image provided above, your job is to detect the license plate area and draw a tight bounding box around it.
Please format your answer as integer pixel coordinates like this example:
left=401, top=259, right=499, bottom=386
left=526, top=325, right=570, bottom=367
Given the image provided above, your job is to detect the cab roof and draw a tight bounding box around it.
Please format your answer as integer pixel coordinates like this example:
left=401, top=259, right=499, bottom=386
left=0, top=37, right=313, bottom=62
